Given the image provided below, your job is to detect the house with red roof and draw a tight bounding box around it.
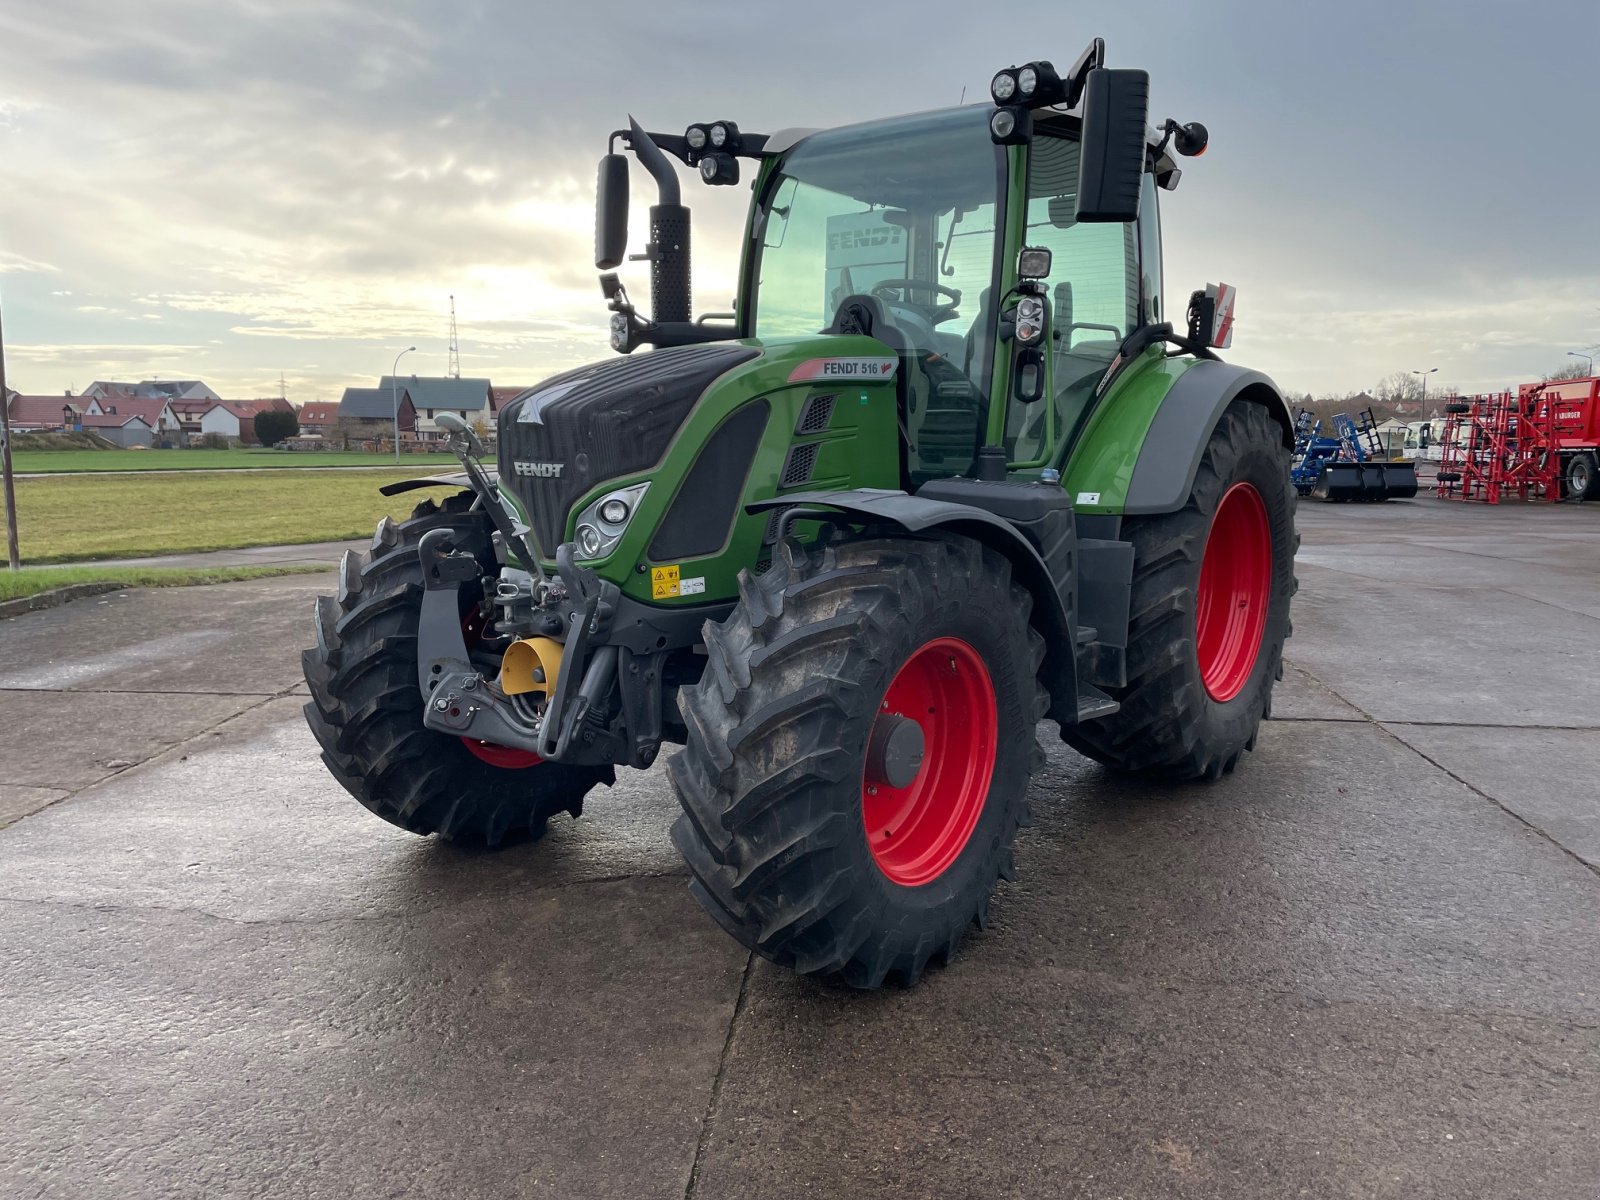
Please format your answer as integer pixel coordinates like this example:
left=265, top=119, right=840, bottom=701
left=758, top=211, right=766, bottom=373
left=199, top=398, right=294, bottom=445
left=5, top=394, right=85, bottom=431
left=297, top=401, right=340, bottom=435
left=82, top=394, right=181, bottom=439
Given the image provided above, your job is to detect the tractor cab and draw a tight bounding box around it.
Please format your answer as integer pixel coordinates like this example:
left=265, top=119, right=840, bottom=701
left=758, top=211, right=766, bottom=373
left=598, top=45, right=1201, bottom=493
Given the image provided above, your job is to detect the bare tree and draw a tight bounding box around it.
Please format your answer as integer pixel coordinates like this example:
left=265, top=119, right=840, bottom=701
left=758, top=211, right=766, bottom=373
left=1545, top=360, right=1592, bottom=382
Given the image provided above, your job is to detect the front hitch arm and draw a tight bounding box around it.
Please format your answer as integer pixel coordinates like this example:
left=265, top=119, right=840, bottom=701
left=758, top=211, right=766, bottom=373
left=415, top=526, right=626, bottom=764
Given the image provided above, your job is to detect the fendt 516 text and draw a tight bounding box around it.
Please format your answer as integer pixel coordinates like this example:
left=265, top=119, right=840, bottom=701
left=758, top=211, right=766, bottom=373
left=303, top=40, right=1299, bottom=988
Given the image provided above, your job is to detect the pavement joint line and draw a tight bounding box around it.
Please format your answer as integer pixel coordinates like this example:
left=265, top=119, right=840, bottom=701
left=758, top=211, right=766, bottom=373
left=0, top=870, right=694, bottom=927
left=1290, top=663, right=1600, bottom=882
left=0, top=687, right=281, bottom=698
left=1296, top=560, right=1600, bottom=622
left=684, top=951, right=756, bottom=1200
left=1377, top=720, right=1600, bottom=732
left=0, top=681, right=303, bottom=833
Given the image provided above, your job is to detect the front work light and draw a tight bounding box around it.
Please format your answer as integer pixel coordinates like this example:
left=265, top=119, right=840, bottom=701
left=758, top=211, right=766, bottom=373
left=989, top=106, right=1031, bottom=145
left=699, top=152, right=739, bottom=185
left=1017, top=246, right=1053, bottom=279
left=992, top=60, right=1067, bottom=108
left=685, top=125, right=708, bottom=150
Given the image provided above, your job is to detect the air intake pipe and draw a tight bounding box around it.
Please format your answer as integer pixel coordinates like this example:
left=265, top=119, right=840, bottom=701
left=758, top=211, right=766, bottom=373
left=627, top=117, right=691, bottom=326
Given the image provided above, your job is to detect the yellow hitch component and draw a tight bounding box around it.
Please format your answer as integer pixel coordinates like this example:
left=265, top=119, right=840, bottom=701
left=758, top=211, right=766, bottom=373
left=500, top=636, right=564, bottom=698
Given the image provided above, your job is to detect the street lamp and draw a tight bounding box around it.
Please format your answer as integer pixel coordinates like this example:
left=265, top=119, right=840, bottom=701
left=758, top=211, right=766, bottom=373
left=1411, top=367, right=1437, bottom=412
left=1569, top=351, right=1594, bottom=375
left=391, top=346, right=415, bottom=464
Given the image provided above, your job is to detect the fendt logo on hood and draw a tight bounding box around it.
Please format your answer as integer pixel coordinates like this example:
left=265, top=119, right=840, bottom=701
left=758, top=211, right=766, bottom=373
left=513, top=460, right=564, bottom=479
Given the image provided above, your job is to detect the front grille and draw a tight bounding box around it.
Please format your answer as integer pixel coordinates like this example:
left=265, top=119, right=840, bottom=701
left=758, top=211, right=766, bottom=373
left=780, top=442, right=820, bottom=488
left=497, top=344, right=758, bottom=554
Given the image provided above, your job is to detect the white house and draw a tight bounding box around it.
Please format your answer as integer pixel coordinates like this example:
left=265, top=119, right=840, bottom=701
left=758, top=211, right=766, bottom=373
left=376, top=376, right=492, bottom=438
left=82, top=395, right=181, bottom=436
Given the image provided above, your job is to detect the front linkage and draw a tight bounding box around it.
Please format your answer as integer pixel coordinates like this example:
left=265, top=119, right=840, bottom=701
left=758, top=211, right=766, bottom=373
left=414, top=416, right=714, bottom=772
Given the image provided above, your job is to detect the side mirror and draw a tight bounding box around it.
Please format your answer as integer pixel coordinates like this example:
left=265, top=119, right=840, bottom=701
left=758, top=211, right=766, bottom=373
left=1075, top=68, right=1148, bottom=223
left=595, top=153, right=630, bottom=270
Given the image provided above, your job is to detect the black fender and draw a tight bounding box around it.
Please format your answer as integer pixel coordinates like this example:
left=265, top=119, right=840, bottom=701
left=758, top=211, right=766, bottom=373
left=377, top=469, right=492, bottom=498
left=1125, top=362, right=1294, bottom=515
left=748, top=490, right=1081, bottom=726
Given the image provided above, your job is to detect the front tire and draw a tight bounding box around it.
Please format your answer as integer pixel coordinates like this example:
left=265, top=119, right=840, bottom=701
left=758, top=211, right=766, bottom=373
left=302, top=493, right=610, bottom=845
left=668, top=534, right=1048, bottom=988
left=1062, top=399, right=1298, bottom=780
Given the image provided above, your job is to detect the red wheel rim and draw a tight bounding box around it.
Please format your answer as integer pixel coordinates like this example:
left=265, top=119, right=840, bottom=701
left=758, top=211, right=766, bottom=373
left=1196, top=481, right=1272, bottom=702
left=458, top=608, right=543, bottom=770
left=861, top=637, right=997, bottom=887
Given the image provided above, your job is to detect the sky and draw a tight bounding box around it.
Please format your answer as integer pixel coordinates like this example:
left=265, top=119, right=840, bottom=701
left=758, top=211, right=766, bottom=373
left=1, top=0, right=1596, bottom=404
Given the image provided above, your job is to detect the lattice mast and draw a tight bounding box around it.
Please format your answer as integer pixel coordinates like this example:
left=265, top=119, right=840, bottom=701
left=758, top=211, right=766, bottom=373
left=447, top=295, right=460, bottom=379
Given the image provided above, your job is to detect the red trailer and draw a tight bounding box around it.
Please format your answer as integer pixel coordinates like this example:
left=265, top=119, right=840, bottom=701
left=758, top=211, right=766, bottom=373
left=1435, top=376, right=1600, bottom=503
left=1529, top=376, right=1600, bottom=499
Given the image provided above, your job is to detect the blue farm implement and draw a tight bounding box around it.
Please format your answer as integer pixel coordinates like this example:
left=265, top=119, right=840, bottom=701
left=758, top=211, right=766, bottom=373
left=1291, top=408, right=1418, bottom=502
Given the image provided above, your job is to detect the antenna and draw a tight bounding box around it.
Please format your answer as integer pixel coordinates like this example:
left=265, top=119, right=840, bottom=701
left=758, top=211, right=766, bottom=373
left=447, top=294, right=460, bottom=379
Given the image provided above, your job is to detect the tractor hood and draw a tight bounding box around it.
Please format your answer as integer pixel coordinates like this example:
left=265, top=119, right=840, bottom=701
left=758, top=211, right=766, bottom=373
left=498, top=343, right=761, bottom=555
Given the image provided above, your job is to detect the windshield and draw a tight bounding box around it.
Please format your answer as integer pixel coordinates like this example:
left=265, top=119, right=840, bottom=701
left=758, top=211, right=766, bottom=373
left=752, top=107, right=1005, bottom=370
left=750, top=108, right=1007, bottom=482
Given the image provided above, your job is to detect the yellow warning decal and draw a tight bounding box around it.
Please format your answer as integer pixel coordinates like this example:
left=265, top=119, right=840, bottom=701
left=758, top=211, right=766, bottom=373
left=651, top=564, right=681, bottom=599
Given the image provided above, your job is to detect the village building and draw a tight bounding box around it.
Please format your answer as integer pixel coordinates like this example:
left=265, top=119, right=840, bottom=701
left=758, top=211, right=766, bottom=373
left=377, top=376, right=491, bottom=440
left=338, top=386, right=416, bottom=444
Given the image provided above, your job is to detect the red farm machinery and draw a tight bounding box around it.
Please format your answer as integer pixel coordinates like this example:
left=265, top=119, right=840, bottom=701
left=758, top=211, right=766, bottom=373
left=1435, top=376, right=1600, bottom=503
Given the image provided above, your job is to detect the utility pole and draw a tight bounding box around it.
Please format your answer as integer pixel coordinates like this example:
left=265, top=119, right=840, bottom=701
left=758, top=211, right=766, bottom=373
left=1411, top=366, right=1437, bottom=415
left=0, top=293, right=20, bottom=569
left=447, top=295, right=460, bottom=379
left=391, top=345, right=415, bottom=464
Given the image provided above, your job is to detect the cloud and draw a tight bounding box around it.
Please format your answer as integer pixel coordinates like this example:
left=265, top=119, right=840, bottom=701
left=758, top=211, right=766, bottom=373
left=0, top=0, right=1595, bottom=402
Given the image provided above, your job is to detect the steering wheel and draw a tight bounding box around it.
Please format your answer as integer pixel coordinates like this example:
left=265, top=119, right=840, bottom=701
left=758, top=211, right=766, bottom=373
left=870, top=278, right=962, bottom=325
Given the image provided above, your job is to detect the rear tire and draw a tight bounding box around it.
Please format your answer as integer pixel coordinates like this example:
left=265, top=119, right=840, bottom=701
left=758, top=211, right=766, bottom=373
left=302, top=492, right=610, bottom=845
left=668, top=533, right=1048, bottom=988
left=1567, top=453, right=1599, bottom=501
left=1061, top=399, right=1297, bottom=780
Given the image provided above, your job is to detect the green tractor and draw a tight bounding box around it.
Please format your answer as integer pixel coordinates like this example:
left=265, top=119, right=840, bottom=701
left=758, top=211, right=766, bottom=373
left=303, top=40, right=1298, bottom=988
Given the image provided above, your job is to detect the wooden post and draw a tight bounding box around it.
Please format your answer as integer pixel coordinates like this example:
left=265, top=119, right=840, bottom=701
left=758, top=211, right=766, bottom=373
left=0, top=295, right=21, bottom=569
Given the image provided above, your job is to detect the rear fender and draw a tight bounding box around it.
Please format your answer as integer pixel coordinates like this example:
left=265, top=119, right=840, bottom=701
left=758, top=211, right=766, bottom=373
left=748, top=490, right=1081, bottom=725
left=1124, top=362, right=1293, bottom=515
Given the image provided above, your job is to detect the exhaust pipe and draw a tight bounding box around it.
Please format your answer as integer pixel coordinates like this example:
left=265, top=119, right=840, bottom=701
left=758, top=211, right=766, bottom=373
left=627, top=116, right=692, bottom=325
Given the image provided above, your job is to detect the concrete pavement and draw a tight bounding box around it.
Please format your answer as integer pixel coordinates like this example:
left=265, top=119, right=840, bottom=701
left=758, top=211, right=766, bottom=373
left=2, top=496, right=1597, bottom=1198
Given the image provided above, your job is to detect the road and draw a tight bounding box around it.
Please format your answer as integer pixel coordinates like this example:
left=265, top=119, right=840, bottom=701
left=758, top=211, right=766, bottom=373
left=2, top=495, right=1597, bottom=1199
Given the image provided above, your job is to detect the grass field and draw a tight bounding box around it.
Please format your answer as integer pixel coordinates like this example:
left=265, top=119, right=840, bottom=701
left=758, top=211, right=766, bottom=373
left=6, top=469, right=448, bottom=564
left=10, top=448, right=460, bottom=473
left=0, top=564, right=324, bottom=603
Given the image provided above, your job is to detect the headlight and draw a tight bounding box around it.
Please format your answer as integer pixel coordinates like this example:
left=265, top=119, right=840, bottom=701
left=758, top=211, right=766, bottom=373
left=569, top=481, right=650, bottom=561
left=990, top=109, right=1016, bottom=139
left=609, top=312, right=630, bottom=351
left=709, top=123, right=728, bottom=147
left=685, top=125, right=707, bottom=150
left=990, top=70, right=1017, bottom=102
left=575, top=524, right=604, bottom=558
left=1017, top=66, right=1038, bottom=97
